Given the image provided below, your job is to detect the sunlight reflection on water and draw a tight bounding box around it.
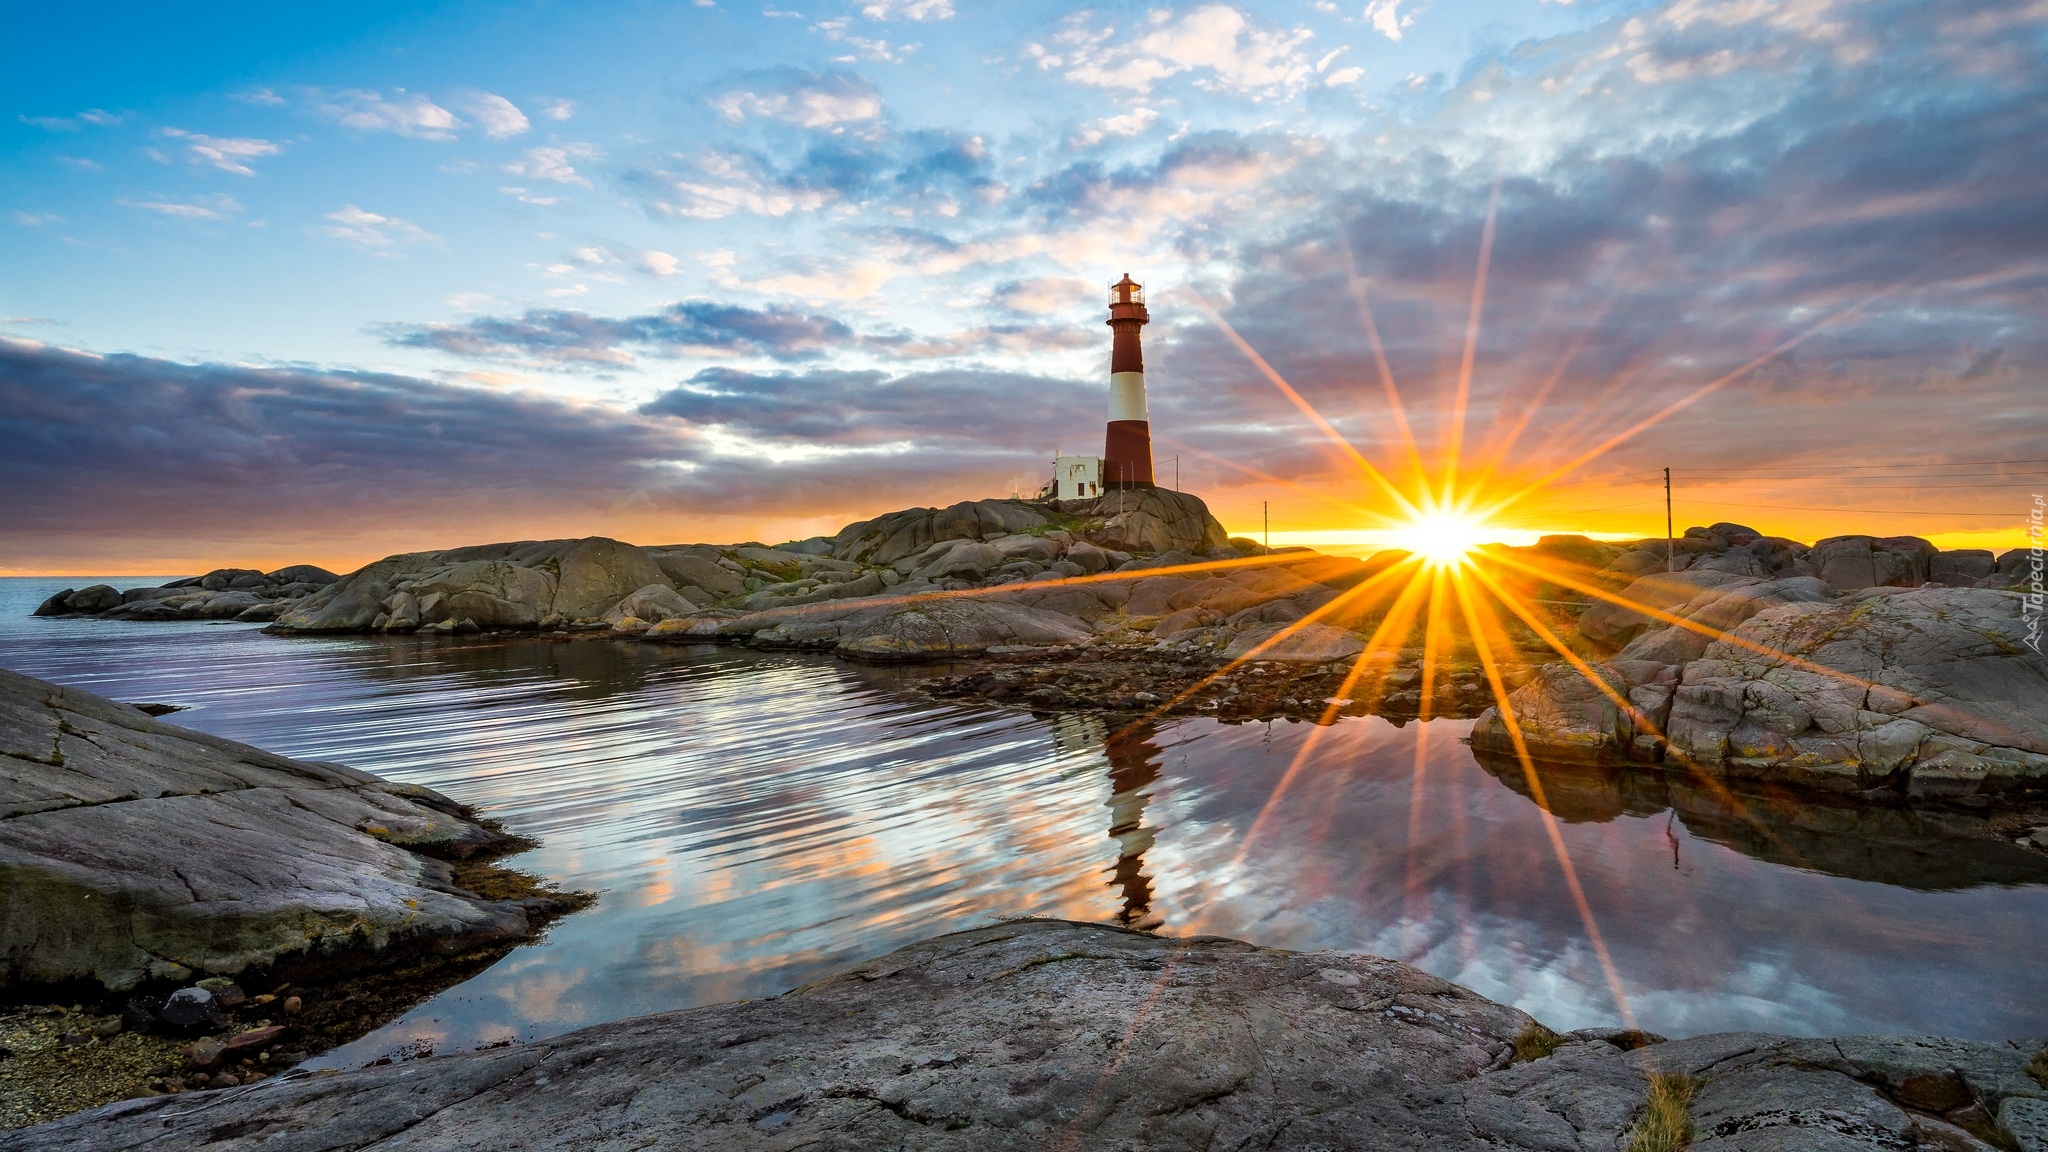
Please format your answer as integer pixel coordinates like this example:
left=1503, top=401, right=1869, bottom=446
left=4, top=576, right=2045, bottom=1065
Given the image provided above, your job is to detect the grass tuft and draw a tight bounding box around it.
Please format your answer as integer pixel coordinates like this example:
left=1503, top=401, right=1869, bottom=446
left=1511, top=1021, right=1563, bottom=1063
left=1626, top=1072, right=1697, bottom=1152
left=2029, top=1049, right=2048, bottom=1091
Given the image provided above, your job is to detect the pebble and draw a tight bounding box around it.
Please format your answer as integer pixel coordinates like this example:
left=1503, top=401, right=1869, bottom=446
left=159, top=987, right=223, bottom=1032
left=182, top=1037, right=226, bottom=1068
left=283, top=996, right=304, bottom=1016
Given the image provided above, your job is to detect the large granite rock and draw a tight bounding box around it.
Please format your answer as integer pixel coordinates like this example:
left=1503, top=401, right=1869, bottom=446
left=273, top=538, right=683, bottom=633
left=0, top=668, right=544, bottom=993
left=14, top=919, right=2044, bottom=1151
left=1477, top=585, right=2048, bottom=798
left=832, top=500, right=1053, bottom=565
left=1060, top=488, right=1230, bottom=555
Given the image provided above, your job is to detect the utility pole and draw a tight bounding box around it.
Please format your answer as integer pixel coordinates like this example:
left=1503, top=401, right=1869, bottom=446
left=1172, top=455, right=1180, bottom=493
left=1263, top=501, right=1270, bottom=552
left=1665, top=467, right=1674, bottom=573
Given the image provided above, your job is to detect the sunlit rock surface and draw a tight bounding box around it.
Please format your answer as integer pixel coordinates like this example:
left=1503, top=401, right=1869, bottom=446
left=0, top=668, right=542, bottom=993
left=13, top=919, right=2044, bottom=1151
left=1477, top=583, right=2048, bottom=799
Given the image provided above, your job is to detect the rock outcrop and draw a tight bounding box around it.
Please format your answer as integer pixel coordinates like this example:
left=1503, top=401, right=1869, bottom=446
left=271, top=537, right=696, bottom=633
left=1054, top=488, right=1232, bottom=554
left=33, top=566, right=339, bottom=623
left=1475, top=583, right=2048, bottom=799
left=14, top=919, right=2045, bottom=1151
left=0, top=668, right=555, bottom=993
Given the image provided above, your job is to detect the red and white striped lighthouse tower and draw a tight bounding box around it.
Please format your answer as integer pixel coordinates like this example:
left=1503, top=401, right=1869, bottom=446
left=1104, top=273, right=1154, bottom=488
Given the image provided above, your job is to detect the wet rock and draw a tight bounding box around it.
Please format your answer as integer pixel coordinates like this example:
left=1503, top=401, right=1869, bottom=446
left=0, top=667, right=539, bottom=993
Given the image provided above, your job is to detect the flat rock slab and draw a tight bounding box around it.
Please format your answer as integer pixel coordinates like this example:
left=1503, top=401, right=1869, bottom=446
left=0, top=667, right=534, bottom=992
left=13, top=919, right=2043, bottom=1150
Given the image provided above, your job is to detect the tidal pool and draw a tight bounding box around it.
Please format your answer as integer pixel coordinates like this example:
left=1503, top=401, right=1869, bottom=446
left=4, top=576, right=2044, bottom=1067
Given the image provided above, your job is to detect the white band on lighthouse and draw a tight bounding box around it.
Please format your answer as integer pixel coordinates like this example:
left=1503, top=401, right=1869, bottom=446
left=1108, top=371, right=1148, bottom=422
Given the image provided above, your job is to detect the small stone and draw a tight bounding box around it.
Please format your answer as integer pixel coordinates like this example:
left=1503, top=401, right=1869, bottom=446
left=183, top=1037, right=226, bottom=1068
left=121, top=999, right=158, bottom=1032
left=196, top=977, right=247, bottom=1008
left=282, top=995, right=304, bottom=1016
left=212, top=1072, right=242, bottom=1088
left=57, top=1032, right=90, bottom=1047
left=91, top=1017, right=123, bottom=1038
left=225, top=1025, right=288, bottom=1052
left=159, top=987, right=224, bottom=1032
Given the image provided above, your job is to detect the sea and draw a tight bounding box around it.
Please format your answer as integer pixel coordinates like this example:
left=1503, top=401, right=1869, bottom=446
left=3, top=575, right=2044, bottom=1066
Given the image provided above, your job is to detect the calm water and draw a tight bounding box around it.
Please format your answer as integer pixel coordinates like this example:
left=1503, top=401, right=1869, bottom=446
left=3, top=575, right=2045, bottom=1064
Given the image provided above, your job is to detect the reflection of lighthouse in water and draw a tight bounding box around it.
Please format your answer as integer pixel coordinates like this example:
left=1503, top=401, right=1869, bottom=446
left=1049, top=714, right=1166, bottom=927
left=1103, top=724, right=1165, bottom=928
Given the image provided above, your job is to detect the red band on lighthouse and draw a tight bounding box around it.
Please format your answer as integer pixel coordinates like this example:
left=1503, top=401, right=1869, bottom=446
left=1103, top=273, right=1155, bottom=489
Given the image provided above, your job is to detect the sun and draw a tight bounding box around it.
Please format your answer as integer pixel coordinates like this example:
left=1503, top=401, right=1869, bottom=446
left=1392, top=509, right=1490, bottom=568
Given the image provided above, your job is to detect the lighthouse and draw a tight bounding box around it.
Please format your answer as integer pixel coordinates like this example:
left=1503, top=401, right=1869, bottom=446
left=1103, top=273, right=1154, bottom=488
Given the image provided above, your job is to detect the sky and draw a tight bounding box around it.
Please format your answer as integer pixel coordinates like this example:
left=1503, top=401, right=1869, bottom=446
left=3, top=0, right=2045, bottom=574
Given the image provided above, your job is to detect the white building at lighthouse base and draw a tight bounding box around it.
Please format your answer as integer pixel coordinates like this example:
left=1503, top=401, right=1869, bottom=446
left=1046, top=454, right=1102, bottom=500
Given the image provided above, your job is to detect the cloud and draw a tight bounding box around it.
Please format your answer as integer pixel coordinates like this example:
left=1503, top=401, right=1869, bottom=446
left=0, top=340, right=702, bottom=563
left=462, top=92, right=530, bottom=138
left=714, top=71, right=884, bottom=129
left=125, top=194, right=242, bottom=221
left=635, top=152, right=837, bottom=219
left=996, top=276, right=1095, bottom=314
left=640, top=250, right=683, bottom=277
left=626, top=126, right=997, bottom=221
left=1365, top=0, right=1412, bottom=42
left=12, top=211, right=64, bottom=226
left=233, top=87, right=287, bottom=106
left=1072, top=107, right=1160, bottom=147
left=159, top=129, right=284, bottom=176
left=503, top=143, right=600, bottom=186
left=1030, top=5, right=1317, bottom=99
left=641, top=364, right=1094, bottom=451
left=541, top=99, right=576, bottom=121
left=858, top=0, right=952, bottom=19
left=312, top=89, right=462, bottom=139
left=19, top=109, right=119, bottom=131
left=317, top=205, right=435, bottom=249
left=385, top=300, right=857, bottom=366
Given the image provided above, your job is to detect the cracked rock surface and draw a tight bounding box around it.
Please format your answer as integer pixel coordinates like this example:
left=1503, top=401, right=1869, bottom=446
left=1476, top=584, right=2048, bottom=800
left=0, top=667, right=534, bottom=993
left=12, top=919, right=2043, bottom=1151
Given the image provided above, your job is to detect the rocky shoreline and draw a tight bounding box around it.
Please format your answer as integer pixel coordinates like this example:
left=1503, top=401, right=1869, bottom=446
left=7, top=918, right=2045, bottom=1151
left=28, top=491, right=2048, bottom=813
left=0, top=669, right=589, bottom=1127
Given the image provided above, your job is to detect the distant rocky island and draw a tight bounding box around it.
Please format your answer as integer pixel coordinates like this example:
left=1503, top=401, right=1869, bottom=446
left=32, top=489, right=2048, bottom=812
